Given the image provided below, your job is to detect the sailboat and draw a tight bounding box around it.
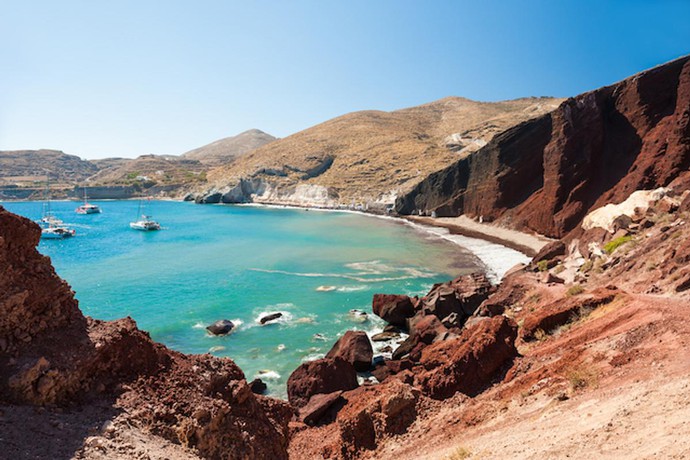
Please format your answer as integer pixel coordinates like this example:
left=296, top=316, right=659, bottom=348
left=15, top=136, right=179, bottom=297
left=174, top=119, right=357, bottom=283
left=38, top=181, right=76, bottom=239
left=130, top=198, right=161, bottom=231
left=75, top=188, right=101, bottom=214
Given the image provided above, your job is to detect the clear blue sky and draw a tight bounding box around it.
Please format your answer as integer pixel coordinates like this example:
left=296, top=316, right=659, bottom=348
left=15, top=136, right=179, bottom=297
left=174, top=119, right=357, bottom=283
left=1, top=1, right=688, bottom=159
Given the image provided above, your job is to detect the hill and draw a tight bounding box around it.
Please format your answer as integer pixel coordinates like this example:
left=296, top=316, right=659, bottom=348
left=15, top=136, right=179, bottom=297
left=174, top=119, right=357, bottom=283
left=196, top=96, right=564, bottom=207
left=86, top=154, right=208, bottom=186
left=0, top=149, right=99, bottom=185
left=182, top=129, right=277, bottom=166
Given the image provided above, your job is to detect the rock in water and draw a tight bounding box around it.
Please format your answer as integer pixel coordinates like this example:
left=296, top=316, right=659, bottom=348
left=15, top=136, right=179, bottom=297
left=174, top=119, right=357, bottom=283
left=206, top=319, right=234, bottom=335
left=260, top=312, right=283, bottom=325
left=372, top=294, right=416, bottom=328
left=249, top=378, right=267, bottom=394
left=325, top=330, right=374, bottom=372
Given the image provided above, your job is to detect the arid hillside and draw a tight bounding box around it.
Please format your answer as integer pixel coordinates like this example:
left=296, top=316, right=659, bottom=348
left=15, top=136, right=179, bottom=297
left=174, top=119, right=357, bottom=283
left=182, top=128, right=277, bottom=166
left=86, top=154, right=208, bottom=186
left=197, top=96, right=563, bottom=207
left=0, top=149, right=99, bottom=185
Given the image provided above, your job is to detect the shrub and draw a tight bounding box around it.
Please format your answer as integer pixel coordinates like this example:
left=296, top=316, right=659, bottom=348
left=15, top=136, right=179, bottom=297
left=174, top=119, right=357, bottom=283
left=566, top=365, right=599, bottom=391
left=447, top=447, right=472, bottom=460
left=536, top=260, right=549, bottom=272
left=603, top=235, right=633, bottom=254
left=566, top=284, right=584, bottom=296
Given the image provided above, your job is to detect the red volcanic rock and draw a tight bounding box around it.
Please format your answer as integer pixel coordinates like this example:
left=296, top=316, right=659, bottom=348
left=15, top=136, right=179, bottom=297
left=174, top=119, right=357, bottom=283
left=336, top=379, right=420, bottom=458
left=287, top=357, right=358, bottom=408
left=325, top=331, right=374, bottom=372
left=420, top=272, right=493, bottom=324
left=396, top=56, right=690, bottom=239
left=0, top=207, right=291, bottom=459
left=533, top=240, right=566, bottom=263
left=298, top=390, right=344, bottom=426
left=408, top=314, right=450, bottom=345
left=475, top=273, right=529, bottom=317
left=415, top=316, right=518, bottom=399
left=520, top=287, right=619, bottom=341
left=372, top=294, right=416, bottom=328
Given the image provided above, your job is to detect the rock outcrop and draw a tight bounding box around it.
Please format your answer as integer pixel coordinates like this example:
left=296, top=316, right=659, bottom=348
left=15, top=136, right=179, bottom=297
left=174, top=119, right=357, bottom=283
left=396, top=55, right=690, bottom=239
left=0, top=206, right=291, bottom=459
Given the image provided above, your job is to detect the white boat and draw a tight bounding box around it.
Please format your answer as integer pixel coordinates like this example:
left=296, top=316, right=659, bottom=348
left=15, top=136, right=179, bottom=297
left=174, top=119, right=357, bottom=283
left=41, top=225, right=76, bottom=239
left=37, top=183, right=76, bottom=239
left=130, top=199, right=161, bottom=231
left=129, top=216, right=161, bottom=231
left=75, top=189, right=101, bottom=214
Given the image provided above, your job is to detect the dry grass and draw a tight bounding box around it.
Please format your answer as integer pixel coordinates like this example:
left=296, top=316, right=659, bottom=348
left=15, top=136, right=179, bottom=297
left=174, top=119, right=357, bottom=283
left=446, top=446, right=473, bottom=459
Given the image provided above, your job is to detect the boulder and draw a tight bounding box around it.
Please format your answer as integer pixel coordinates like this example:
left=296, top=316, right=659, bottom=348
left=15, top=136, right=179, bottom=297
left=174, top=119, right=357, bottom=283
left=325, top=331, right=373, bottom=372
left=532, top=240, right=566, bottom=263
left=249, top=378, right=267, bottom=394
left=540, top=271, right=565, bottom=284
left=206, top=320, right=234, bottom=335
left=260, top=312, right=283, bottom=325
left=415, top=316, right=518, bottom=399
left=336, top=380, right=420, bottom=457
left=371, top=331, right=400, bottom=342
left=298, top=391, right=344, bottom=426
left=408, top=315, right=448, bottom=345
left=287, top=358, right=358, bottom=408
left=420, top=272, right=492, bottom=326
left=372, top=294, right=416, bottom=328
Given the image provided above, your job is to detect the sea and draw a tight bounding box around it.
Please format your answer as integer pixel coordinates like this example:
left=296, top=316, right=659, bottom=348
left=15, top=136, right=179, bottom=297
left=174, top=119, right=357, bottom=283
left=2, top=199, right=528, bottom=397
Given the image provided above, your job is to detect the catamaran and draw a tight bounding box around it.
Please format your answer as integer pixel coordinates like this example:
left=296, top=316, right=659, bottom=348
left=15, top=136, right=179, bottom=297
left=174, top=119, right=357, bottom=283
left=130, top=199, right=161, bottom=231
left=38, top=183, right=76, bottom=239
left=75, top=188, right=101, bottom=214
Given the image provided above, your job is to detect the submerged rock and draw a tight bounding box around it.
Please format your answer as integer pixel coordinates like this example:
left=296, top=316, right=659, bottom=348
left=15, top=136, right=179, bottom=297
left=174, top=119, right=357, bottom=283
left=206, top=319, right=234, bottom=335
left=249, top=378, right=267, bottom=394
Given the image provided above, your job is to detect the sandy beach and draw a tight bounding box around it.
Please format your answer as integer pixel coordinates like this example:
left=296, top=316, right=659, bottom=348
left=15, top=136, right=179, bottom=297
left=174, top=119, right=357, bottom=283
left=406, top=215, right=554, bottom=257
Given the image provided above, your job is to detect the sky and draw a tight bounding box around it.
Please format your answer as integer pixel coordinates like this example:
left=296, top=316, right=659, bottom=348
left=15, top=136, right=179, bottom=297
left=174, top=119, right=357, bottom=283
left=1, top=1, right=689, bottom=159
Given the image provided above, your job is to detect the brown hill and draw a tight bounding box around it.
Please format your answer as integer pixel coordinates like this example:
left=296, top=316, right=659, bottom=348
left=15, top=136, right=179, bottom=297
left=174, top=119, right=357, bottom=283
left=182, top=129, right=277, bottom=166
left=396, top=55, right=690, bottom=238
left=0, top=149, right=99, bottom=185
left=87, top=154, right=208, bottom=185
left=199, top=96, right=563, bottom=207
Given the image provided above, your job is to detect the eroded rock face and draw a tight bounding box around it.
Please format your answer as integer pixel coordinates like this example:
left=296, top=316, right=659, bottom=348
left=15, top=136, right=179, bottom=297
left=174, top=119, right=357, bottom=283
left=287, top=357, right=359, bottom=408
left=0, top=206, right=291, bottom=460
left=325, top=331, right=374, bottom=372
left=396, top=56, right=690, bottom=239
left=335, top=380, right=420, bottom=459
left=415, top=316, right=518, bottom=399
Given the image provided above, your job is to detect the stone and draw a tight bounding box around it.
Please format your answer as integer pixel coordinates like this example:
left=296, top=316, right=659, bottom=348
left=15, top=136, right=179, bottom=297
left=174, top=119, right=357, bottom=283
left=205, top=320, right=234, bottom=335
left=372, top=294, right=416, bottom=328
left=287, top=358, right=358, bottom=408
left=298, top=391, right=344, bottom=426
left=249, top=378, right=267, bottom=394
left=371, top=331, right=400, bottom=342
left=259, top=312, right=283, bottom=325
left=415, top=316, right=518, bottom=399
left=532, top=240, right=566, bottom=263
left=420, top=272, right=492, bottom=325
left=325, top=331, right=373, bottom=372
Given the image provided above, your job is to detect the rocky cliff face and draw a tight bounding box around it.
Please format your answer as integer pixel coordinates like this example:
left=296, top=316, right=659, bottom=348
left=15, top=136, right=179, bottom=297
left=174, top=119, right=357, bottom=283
left=396, top=56, right=690, bottom=238
left=0, top=206, right=291, bottom=459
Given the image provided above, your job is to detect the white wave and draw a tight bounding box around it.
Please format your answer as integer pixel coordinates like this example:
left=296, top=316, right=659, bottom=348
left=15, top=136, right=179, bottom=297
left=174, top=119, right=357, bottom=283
left=255, top=370, right=281, bottom=380
left=276, top=344, right=286, bottom=352
left=192, top=322, right=205, bottom=329
left=249, top=267, right=434, bottom=283
left=336, top=285, right=369, bottom=292
left=316, top=285, right=337, bottom=291
left=301, top=353, right=325, bottom=362
left=209, top=346, right=226, bottom=353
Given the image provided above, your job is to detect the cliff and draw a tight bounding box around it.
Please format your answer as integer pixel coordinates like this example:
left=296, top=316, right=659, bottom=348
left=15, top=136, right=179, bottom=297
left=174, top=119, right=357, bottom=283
left=0, top=206, right=291, bottom=459
left=396, top=55, right=690, bottom=238
left=195, top=96, right=563, bottom=207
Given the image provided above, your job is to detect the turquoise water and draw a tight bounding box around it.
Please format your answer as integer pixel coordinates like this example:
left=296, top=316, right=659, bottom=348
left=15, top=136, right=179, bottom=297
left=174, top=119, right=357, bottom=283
left=2, top=200, right=480, bottom=396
